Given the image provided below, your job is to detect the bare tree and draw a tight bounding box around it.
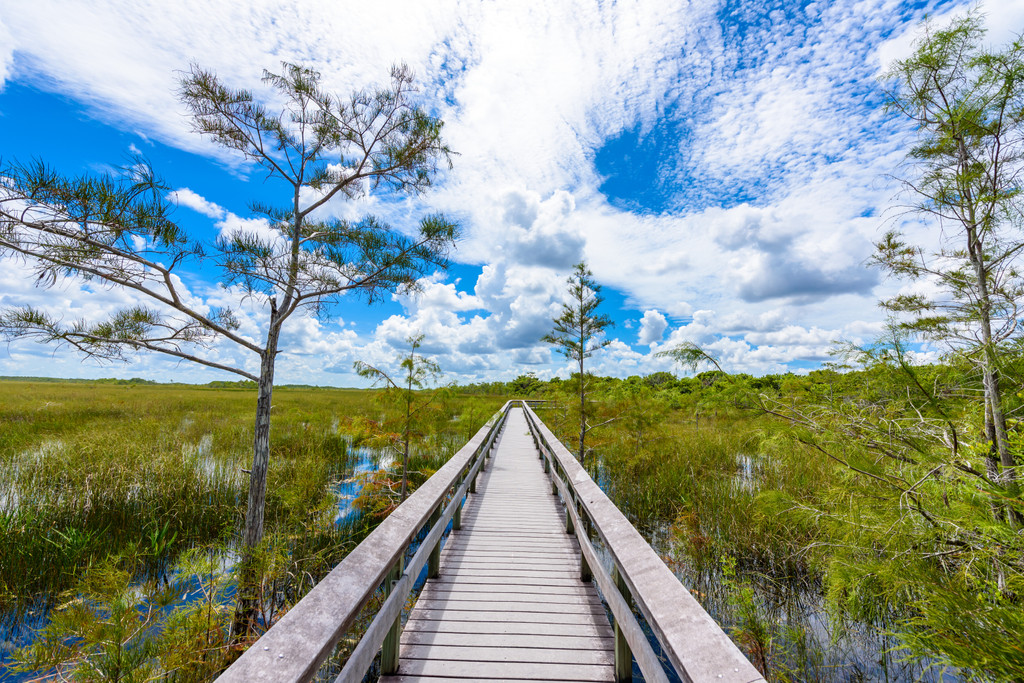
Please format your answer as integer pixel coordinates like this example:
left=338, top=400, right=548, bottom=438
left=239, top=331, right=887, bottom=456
left=0, top=62, right=458, bottom=633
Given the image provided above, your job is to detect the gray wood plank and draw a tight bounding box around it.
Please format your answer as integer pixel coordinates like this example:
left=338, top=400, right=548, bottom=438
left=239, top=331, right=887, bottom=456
left=400, top=631, right=613, bottom=650
left=418, top=586, right=599, bottom=602
left=400, top=620, right=614, bottom=638
left=400, top=644, right=614, bottom=666
left=408, top=609, right=600, bottom=625
left=388, top=659, right=614, bottom=681
left=412, top=600, right=607, bottom=616
left=425, top=575, right=586, bottom=587
left=418, top=583, right=595, bottom=598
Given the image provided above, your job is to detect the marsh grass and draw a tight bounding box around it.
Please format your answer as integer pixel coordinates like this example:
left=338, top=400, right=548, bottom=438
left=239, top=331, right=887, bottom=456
left=0, top=382, right=386, bottom=609
left=1, top=380, right=502, bottom=681
left=541, top=396, right=906, bottom=681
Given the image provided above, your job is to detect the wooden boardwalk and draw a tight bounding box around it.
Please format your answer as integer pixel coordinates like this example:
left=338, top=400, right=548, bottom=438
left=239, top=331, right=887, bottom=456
left=383, top=407, right=615, bottom=682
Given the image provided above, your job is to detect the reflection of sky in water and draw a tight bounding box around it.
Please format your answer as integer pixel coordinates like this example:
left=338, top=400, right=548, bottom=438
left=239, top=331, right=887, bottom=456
left=333, top=443, right=393, bottom=525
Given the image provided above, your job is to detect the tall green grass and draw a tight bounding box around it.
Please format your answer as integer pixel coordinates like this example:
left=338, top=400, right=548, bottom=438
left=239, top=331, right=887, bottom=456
left=1, top=382, right=396, bottom=608
left=1, top=380, right=503, bottom=681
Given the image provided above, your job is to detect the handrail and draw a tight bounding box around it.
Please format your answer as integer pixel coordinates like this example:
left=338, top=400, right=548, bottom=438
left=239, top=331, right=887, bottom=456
left=217, top=401, right=514, bottom=683
left=521, top=403, right=766, bottom=683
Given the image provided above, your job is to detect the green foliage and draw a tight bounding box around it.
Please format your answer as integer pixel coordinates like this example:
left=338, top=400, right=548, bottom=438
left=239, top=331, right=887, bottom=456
left=13, top=547, right=234, bottom=682
left=354, top=334, right=447, bottom=502
left=656, top=341, right=723, bottom=374
left=509, top=372, right=543, bottom=396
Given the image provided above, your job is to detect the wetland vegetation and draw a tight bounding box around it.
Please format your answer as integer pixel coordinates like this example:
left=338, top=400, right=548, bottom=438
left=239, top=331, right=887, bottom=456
left=0, top=380, right=501, bottom=681
left=6, top=349, right=1021, bottom=682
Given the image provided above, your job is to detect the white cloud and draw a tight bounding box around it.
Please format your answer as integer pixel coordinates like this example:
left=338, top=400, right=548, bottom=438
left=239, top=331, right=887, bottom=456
left=4, top=0, right=1019, bottom=383
left=0, top=15, right=13, bottom=89
left=637, top=309, right=668, bottom=345
left=169, top=188, right=226, bottom=219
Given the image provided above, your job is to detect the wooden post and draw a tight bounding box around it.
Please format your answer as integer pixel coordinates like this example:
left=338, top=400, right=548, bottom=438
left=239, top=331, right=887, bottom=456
left=454, top=495, right=463, bottom=531
left=565, top=494, right=575, bottom=535
left=380, top=556, right=405, bottom=674
left=612, top=565, right=633, bottom=683
left=428, top=505, right=442, bottom=579
left=470, top=470, right=477, bottom=494
left=580, top=510, right=592, bottom=582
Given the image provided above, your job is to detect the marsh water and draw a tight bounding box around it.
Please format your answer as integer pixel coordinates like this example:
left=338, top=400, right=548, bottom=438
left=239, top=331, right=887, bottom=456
left=3, top=435, right=960, bottom=682
left=0, top=435, right=387, bottom=682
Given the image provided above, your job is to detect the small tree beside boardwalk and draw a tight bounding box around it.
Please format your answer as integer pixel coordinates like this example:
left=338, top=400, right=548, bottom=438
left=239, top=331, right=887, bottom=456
left=0, top=62, right=458, bottom=637
left=354, top=333, right=446, bottom=503
left=542, top=261, right=613, bottom=468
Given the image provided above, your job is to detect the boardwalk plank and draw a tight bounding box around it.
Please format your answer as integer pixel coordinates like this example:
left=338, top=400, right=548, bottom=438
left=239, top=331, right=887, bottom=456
left=401, top=644, right=614, bottom=666
left=389, top=659, right=613, bottom=681
left=400, top=631, right=613, bottom=650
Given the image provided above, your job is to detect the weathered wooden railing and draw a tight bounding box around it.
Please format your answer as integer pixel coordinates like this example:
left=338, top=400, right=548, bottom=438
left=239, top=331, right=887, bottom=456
left=521, top=403, right=765, bottom=683
left=218, top=401, right=513, bottom=683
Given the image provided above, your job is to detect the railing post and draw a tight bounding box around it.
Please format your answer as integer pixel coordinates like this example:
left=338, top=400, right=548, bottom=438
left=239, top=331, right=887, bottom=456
left=428, top=504, right=442, bottom=578
left=579, top=508, right=592, bottom=582
left=565, top=493, right=575, bottom=535
left=612, top=565, right=633, bottom=683
left=380, top=555, right=405, bottom=674
left=454, top=493, right=463, bottom=531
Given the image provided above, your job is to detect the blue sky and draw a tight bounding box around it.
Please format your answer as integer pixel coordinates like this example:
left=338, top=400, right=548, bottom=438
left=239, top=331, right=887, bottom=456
left=1, top=0, right=1023, bottom=387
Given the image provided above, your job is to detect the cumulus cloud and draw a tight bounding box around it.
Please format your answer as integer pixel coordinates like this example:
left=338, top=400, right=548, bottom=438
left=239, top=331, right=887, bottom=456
left=502, top=190, right=586, bottom=269
left=637, top=309, right=668, bottom=345
left=734, top=249, right=878, bottom=303
left=169, top=188, right=226, bottom=219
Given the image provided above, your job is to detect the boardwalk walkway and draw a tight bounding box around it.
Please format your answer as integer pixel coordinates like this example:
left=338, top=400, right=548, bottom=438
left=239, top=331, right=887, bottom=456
left=383, top=407, right=615, bottom=682
left=218, top=401, right=763, bottom=683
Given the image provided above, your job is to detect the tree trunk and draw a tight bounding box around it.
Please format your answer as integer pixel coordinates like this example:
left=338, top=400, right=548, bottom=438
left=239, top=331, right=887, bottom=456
left=967, top=220, right=1020, bottom=524
left=984, top=398, right=1006, bottom=523
left=578, top=361, right=586, bottom=467
left=244, top=345, right=277, bottom=549
left=232, top=316, right=280, bottom=640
